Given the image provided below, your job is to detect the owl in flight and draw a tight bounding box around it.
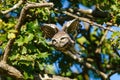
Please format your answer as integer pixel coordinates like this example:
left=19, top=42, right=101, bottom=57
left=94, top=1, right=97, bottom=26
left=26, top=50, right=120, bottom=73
left=41, top=19, right=81, bottom=56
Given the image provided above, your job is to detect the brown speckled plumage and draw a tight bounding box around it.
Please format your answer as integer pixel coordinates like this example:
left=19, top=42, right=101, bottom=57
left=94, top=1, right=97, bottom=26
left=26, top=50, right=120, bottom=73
left=41, top=19, right=80, bottom=55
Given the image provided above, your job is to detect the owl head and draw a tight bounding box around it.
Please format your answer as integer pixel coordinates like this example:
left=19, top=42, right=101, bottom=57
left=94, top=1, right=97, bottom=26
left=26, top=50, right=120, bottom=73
left=41, top=19, right=80, bottom=51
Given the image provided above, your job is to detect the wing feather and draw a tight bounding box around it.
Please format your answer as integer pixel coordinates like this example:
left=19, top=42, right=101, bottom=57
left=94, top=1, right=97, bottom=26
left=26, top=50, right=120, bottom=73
left=62, top=19, right=79, bottom=34
left=41, top=24, right=59, bottom=38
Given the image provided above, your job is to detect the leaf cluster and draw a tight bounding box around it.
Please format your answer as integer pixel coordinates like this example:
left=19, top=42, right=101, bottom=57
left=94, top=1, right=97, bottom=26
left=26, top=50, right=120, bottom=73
left=0, top=0, right=120, bottom=80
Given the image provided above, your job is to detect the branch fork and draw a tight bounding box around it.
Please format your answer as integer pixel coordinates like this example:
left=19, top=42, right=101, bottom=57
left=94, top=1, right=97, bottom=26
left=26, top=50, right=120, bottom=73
left=0, top=1, right=54, bottom=79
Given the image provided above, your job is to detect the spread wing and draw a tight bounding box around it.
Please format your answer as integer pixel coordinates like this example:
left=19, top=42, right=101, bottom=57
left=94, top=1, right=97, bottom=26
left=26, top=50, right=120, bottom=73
left=62, top=19, right=80, bottom=34
left=41, top=24, right=59, bottom=39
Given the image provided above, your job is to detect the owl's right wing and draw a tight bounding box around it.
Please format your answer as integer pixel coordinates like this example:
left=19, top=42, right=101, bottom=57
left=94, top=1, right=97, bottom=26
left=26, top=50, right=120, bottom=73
left=41, top=24, right=59, bottom=39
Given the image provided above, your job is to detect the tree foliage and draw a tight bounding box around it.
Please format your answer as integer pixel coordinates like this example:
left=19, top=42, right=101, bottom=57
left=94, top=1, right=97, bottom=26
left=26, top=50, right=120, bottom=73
left=0, top=0, right=120, bottom=80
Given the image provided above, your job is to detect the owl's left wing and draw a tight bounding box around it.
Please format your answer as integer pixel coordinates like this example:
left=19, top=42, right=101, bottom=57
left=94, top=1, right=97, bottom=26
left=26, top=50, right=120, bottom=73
left=62, top=19, right=80, bottom=34
left=41, top=24, right=59, bottom=39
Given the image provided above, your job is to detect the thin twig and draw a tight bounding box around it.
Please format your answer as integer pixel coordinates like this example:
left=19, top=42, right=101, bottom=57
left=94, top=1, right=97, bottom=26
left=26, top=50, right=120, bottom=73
left=107, top=68, right=120, bottom=79
left=95, top=27, right=109, bottom=53
left=78, top=8, right=93, bottom=14
left=84, top=63, right=108, bottom=79
left=1, top=0, right=25, bottom=15
left=2, top=2, right=54, bottom=62
left=63, top=11, right=114, bottom=32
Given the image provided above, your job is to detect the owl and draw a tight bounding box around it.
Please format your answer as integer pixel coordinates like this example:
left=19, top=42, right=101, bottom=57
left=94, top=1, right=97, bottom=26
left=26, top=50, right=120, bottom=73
left=41, top=19, right=80, bottom=56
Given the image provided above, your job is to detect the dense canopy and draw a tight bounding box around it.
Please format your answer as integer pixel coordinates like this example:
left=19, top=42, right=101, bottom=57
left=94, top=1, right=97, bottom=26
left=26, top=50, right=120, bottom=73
left=0, top=0, right=120, bottom=80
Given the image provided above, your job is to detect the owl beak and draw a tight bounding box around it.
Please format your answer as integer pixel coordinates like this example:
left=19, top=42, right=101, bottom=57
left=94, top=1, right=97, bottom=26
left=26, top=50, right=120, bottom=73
left=57, top=43, right=61, bottom=47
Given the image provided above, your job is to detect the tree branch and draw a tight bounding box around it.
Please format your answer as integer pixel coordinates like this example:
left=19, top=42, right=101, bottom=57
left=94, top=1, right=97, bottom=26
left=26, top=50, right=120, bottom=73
left=95, top=26, right=109, bottom=53
left=1, top=2, right=54, bottom=79
left=0, top=61, right=23, bottom=79
left=69, top=7, right=110, bottom=18
left=112, top=44, right=120, bottom=57
left=62, top=11, right=114, bottom=32
left=78, top=8, right=92, bottom=14
left=51, top=10, right=115, bottom=79
left=107, top=69, right=120, bottom=79
left=1, top=0, right=25, bottom=15
left=64, top=51, right=108, bottom=79
left=2, top=2, right=54, bottom=62
left=34, top=74, right=72, bottom=80
left=84, top=63, right=108, bottom=80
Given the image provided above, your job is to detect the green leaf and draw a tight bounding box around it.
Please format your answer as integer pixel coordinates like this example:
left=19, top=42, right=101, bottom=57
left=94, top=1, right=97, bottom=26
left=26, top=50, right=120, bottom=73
left=9, top=53, right=20, bottom=60
left=111, top=32, right=120, bottom=38
left=37, top=61, right=44, bottom=71
left=43, top=16, right=48, bottom=21
left=26, top=20, right=39, bottom=32
left=45, top=64, right=55, bottom=74
left=0, top=34, right=7, bottom=41
left=22, top=46, right=27, bottom=54
left=19, top=55, right=35, bottom=61
left=111, top=5, right=118, bottom=11
left=36, top=52, right=50, bottom=59
left=7, top=33, right=16, bottom=39
left=8, top=29, right=18, bottom=33
left=66, top=71, right=72, bottom=76
left=24, top=33, right=34, bottom=44
left=23, top=71, right=33, bottom=80
left=77, top=36, right=89, bottom=45
left=15, top=36, right=24, bottom=46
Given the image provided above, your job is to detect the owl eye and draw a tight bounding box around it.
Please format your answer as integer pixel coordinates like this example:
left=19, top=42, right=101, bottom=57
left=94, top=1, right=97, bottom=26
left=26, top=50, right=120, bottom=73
left=52, top=39, right=57, bottom=45
left=60, top=37, right=68, bottom=42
